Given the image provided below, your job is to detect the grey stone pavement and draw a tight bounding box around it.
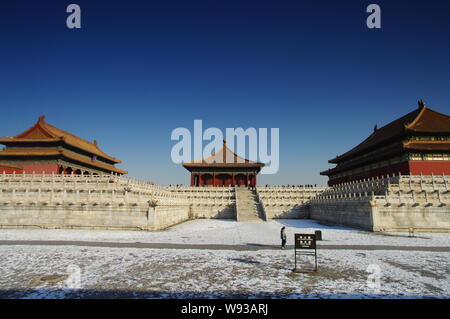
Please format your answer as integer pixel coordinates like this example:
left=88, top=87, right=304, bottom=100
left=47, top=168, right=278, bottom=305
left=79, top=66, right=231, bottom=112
left=0, top=240, right=449, bottom=252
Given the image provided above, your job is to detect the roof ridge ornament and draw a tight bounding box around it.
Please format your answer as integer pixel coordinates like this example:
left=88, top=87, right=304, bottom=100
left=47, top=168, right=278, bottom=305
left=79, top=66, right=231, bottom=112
left=38, top=115, right=46, bottom=123
left=418, top=100, right=426, bottom=109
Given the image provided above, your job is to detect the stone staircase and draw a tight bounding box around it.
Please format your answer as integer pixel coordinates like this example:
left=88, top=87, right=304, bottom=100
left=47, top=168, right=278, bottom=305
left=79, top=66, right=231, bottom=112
left=235, top=187, right=265, bottom=222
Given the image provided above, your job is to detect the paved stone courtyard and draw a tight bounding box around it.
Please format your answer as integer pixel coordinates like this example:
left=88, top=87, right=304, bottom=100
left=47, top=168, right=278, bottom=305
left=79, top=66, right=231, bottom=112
left=0, top=219, right=449, bottom=299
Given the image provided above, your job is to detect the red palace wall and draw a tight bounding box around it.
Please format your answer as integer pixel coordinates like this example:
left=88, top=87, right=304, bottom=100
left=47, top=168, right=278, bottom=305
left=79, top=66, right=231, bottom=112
left=328, top=161, right=450, bottom=186
left=20, top=164, right=60, bottom=174
left=408, top=161, right=450, bottom=176
left=0, top=165, right=23, bottom=174
left=190, top=173, right=257, bottom=187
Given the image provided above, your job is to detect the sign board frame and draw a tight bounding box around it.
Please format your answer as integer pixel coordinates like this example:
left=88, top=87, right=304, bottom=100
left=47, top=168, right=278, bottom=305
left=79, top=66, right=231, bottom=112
left=294, top=233, right=317, bottom=272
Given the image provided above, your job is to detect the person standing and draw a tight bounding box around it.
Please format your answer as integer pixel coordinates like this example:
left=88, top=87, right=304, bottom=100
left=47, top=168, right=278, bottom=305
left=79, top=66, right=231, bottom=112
left=280, top=226, right=287, bottom=249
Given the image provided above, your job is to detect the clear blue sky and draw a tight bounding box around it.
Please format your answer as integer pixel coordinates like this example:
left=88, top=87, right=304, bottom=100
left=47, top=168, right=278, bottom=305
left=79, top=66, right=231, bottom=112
left=1, top=0, right=449, bottom=185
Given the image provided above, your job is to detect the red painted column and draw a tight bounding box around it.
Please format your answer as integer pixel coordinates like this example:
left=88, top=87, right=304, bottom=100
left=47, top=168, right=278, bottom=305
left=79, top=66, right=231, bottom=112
left=253, top=174, right=256, bottom=186
left=231, top=174, right=235, bottom=186
left=213, top=173, right=216, bottom=187
left=199, top=174, right=203, bottom=187
left=190, top=174, right=194, bottom=186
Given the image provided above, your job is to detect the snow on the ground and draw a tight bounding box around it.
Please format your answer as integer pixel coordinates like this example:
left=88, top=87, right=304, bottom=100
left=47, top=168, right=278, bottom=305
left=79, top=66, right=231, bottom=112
left=0, top=219, right=449, bottom=247
left=0, top=220, right=449, bottom=298
left=0, top=245, right=448, bottom=299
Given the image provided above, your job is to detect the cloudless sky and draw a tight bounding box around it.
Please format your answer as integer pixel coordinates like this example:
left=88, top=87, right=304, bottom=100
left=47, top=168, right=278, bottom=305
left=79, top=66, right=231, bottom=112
left=1, top=0, right=449, bottom=185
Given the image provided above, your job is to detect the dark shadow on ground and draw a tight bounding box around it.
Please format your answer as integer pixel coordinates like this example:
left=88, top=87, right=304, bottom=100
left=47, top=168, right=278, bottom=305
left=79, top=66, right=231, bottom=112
left=374, top=233, right=430, bottom=240
left=0, top=288, right=443, bottom=299
left=229, top=258, right=261, bottom=265
left=275, top=219, right=367, bottom=232
left=245, top=243, right=280, bottom=249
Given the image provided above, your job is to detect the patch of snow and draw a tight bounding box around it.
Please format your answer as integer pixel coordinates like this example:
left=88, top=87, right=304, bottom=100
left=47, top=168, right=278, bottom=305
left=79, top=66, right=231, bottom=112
left=0, top=245, right=448, bottom=299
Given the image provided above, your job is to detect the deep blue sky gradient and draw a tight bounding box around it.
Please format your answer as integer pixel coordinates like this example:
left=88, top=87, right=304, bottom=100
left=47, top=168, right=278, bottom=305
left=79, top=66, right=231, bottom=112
left=1, top=0, right=449, bottom=185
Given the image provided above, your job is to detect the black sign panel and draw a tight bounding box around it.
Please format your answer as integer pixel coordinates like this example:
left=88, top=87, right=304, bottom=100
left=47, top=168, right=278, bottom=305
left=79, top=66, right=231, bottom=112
left=294, top=233, right=318, bottom=272
left=295, top=234, right=316, bottom=249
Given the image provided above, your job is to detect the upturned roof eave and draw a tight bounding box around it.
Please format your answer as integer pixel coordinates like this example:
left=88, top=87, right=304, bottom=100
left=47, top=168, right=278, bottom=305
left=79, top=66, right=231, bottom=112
left=0, top=116, right=122, bottom=164
left=182, top=140, right=265, bottom=170
left=0, top=148, right=126, bottom=174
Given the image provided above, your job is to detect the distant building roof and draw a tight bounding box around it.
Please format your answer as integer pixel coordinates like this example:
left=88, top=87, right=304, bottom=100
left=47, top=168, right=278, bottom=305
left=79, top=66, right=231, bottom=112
left=182, top=140, right=265, bottom=169
left=329, top=101, right=450, bottom=164
left=0, top=116, right=127, bottom=174
left=0, top=116, right=121, bottom=164
left=0, top=148, right=127, bottom=174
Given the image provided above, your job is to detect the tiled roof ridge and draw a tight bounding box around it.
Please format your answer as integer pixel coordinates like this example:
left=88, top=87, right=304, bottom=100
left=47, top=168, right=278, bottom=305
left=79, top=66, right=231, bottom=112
left=329, top=101, right=450, bottom=163
left=6, top=116, right=121, bottom=163
left=183, top=140, right=264, bottom=166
